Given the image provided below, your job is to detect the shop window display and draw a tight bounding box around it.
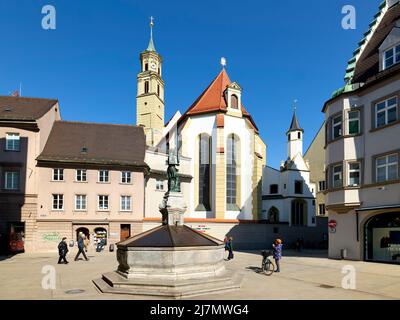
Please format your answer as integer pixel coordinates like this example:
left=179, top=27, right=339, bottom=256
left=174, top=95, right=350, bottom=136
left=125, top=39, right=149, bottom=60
left=365, top=213, right=400, bottom=264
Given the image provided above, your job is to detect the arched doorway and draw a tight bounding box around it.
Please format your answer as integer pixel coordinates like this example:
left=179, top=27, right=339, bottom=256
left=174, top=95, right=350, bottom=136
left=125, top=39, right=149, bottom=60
left=76, top=227, right=89, bottom=241
left=268, top=207, right=280, bottom=224
left=364, top=212, right=400, bottom=264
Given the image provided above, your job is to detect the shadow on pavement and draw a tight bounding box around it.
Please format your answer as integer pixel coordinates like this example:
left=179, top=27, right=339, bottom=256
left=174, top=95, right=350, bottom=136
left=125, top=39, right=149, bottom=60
left=236, top=249, right=328, bottom=259
left=246, top=266, right=263, bottom=274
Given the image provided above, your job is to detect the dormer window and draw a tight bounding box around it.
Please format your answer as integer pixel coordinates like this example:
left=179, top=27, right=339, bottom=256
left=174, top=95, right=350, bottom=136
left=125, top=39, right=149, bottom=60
left=226, top=82, right=242, bottom=111
left=231, top=94, right=238, bottom=109
left=384, top=44, right=400, bottom=69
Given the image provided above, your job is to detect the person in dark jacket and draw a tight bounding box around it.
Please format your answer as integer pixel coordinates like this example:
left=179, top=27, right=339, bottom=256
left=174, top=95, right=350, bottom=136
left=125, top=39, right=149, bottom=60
left=74, top=234, right=89, bottom=261
left=227, top=237, right=234, bottom=260
left=58, top=237, right=69, bottom=264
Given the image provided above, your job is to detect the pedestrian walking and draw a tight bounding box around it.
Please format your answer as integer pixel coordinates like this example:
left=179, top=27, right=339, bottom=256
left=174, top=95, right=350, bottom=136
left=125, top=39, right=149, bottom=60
left=57, top=237, right=69, bottom=264
left=272, top=239, right=283, bottom=273
left=227, top=237, right=234, bottom=260
left=224, top=236, right=229, bottom=252
left=75, top=234, right=89, bottom=261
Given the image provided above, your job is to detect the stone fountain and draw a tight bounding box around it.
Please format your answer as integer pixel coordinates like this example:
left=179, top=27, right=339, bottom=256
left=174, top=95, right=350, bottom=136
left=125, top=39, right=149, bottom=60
left=93, top=150, right=241, bottom=299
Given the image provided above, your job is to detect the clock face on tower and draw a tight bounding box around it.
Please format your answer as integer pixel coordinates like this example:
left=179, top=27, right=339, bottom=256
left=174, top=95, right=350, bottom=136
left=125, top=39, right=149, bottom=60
left=151, top=62, right=157, bottom=71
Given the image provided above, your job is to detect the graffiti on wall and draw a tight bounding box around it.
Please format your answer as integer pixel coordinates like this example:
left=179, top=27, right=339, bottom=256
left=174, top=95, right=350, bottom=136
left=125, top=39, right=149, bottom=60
left=42, top=232, right=61, bottom=242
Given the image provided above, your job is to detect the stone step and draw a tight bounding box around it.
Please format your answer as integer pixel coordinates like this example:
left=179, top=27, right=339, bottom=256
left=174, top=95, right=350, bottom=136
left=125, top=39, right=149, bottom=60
left=102, top=271, right=233, bottom=289
left=93, top=272, right=243, bottom=299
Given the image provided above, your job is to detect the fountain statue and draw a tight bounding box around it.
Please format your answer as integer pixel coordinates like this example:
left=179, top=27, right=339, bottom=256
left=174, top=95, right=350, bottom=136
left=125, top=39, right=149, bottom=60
left=93, top=148, right=241, bottom=298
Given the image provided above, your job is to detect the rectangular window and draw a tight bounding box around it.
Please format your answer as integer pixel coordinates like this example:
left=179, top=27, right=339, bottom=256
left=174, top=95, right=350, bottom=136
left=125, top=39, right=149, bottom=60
left=5, top=171, right=19, bottom=190
left=294, top=181, right=303, bottom=194
left=319, top=204, right=326, bottom=215
left=332, top=115, right=342, bottom=139
left=375, top=97, right=398, bottom=128
left=156, top=179, right=164, bottom=191
left=384, top=45, right=400, bottom=69
left=52, top=194, right=64, bottom=210
left=270, top=184, right=279, bottom=194
left=5, top=133, right=20, bottom=151
left=99, top=170, right=109, bottom=183
left=348, top=110, right=360, bottom=135
left=333, top=165, right=343, bottom=188
left=75, top=195, right=87, bottom=211
left=348, top=162, right=361, bottom=186
left=53, top=169, right=64, bottom=181
left=376, top=154, right=398, bottom=183
left=76, top=169, right=87, bottom=182
left=121, top=171, right=131, bottom=184
left=98, top=195, right=109, bottom=210
left=121, top=196, right=132, bottom=211
left=318, top=181, right=326, bottom=192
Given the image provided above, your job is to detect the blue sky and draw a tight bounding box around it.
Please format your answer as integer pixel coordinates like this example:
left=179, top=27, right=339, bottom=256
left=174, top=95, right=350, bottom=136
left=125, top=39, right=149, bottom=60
left=0, top=0, right=379, bottom=167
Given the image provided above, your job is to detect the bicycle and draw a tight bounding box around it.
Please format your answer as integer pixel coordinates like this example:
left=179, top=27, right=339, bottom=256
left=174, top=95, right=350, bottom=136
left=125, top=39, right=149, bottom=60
left=260, top=250, right=275, bottom=276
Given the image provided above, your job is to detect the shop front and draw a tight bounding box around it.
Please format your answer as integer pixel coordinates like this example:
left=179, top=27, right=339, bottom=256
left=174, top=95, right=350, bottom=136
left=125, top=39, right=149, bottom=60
left=364, top=212, right=400, bottom=264
left=93, top=227, right=108, bottom=246
left=8, top=222, right=25, bottom=254
left=73, top=224, right=109, bottom=250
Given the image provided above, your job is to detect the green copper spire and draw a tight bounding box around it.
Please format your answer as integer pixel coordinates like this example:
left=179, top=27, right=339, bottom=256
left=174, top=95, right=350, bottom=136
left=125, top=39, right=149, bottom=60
left=147, top=16, right=156, bottom=52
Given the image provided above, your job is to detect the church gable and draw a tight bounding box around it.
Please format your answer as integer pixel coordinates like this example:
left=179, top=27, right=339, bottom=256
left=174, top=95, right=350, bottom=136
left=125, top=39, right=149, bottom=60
left=227, top=81, right=241, bottom=90
left=291, top=153, right=309, bottom=171
left=178, top=68, right=259, bottom=133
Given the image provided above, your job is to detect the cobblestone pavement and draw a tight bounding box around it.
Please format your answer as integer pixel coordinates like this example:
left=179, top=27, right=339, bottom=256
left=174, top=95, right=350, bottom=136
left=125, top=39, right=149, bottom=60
left=0, top=249, right=399, bottom=300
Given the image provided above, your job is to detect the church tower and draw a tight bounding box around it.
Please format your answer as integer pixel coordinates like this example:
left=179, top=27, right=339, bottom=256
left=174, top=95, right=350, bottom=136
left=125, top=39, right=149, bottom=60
left=287, top=110, right=304, bottom=160
left=136, top=17, right=165, bottom=146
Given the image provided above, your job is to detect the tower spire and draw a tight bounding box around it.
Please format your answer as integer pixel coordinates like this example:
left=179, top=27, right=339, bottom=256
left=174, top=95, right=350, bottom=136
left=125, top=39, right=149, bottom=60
left=147, top=16, right=156, bottom=52
left=288, top=99, right=303, bottom=133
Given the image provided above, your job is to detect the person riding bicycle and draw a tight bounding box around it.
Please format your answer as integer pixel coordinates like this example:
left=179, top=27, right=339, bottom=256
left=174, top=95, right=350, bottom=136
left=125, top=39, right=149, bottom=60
left=272, top=239, right=283, bottom=273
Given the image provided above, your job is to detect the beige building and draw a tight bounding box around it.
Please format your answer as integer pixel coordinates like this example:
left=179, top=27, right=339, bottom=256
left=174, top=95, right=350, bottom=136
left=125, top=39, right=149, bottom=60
left=0, top=97, right=60, bottom=253
left=304, top=122, right=326, bottom=216
left=324, top=0, right=400, bottom=264
left=0, top=96, right=149, bottom=253
left=35, top=121, right=148, bottom=251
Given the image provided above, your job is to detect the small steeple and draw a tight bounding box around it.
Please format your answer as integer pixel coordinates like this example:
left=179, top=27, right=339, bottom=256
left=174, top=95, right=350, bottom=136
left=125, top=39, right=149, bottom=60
left=146, top=16, right=156, bottom=52
left=287, top=100, right=304, bottom=133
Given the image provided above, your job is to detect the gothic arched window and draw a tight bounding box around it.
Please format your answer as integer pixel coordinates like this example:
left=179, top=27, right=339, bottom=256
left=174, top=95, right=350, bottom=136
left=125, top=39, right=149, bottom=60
left=226, top=134, right=239, bottom=209
left=198, top=134, right=211, bottom=211
left=231, top=94, right=239, bottom=109
left=144, top=81, right=149, bottom=94
left=268, top=207, right=280, bottom=223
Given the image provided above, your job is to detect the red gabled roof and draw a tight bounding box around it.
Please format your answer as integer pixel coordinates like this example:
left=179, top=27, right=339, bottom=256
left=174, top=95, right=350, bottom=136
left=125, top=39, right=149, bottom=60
left=178, top=69, right=259, bottom=132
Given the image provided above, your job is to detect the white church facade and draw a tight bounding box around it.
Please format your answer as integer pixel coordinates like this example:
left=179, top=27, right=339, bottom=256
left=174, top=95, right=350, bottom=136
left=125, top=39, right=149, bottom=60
left=262, top=112, right=317, bottom=227
left=138, top=19, right=266, bottom=229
